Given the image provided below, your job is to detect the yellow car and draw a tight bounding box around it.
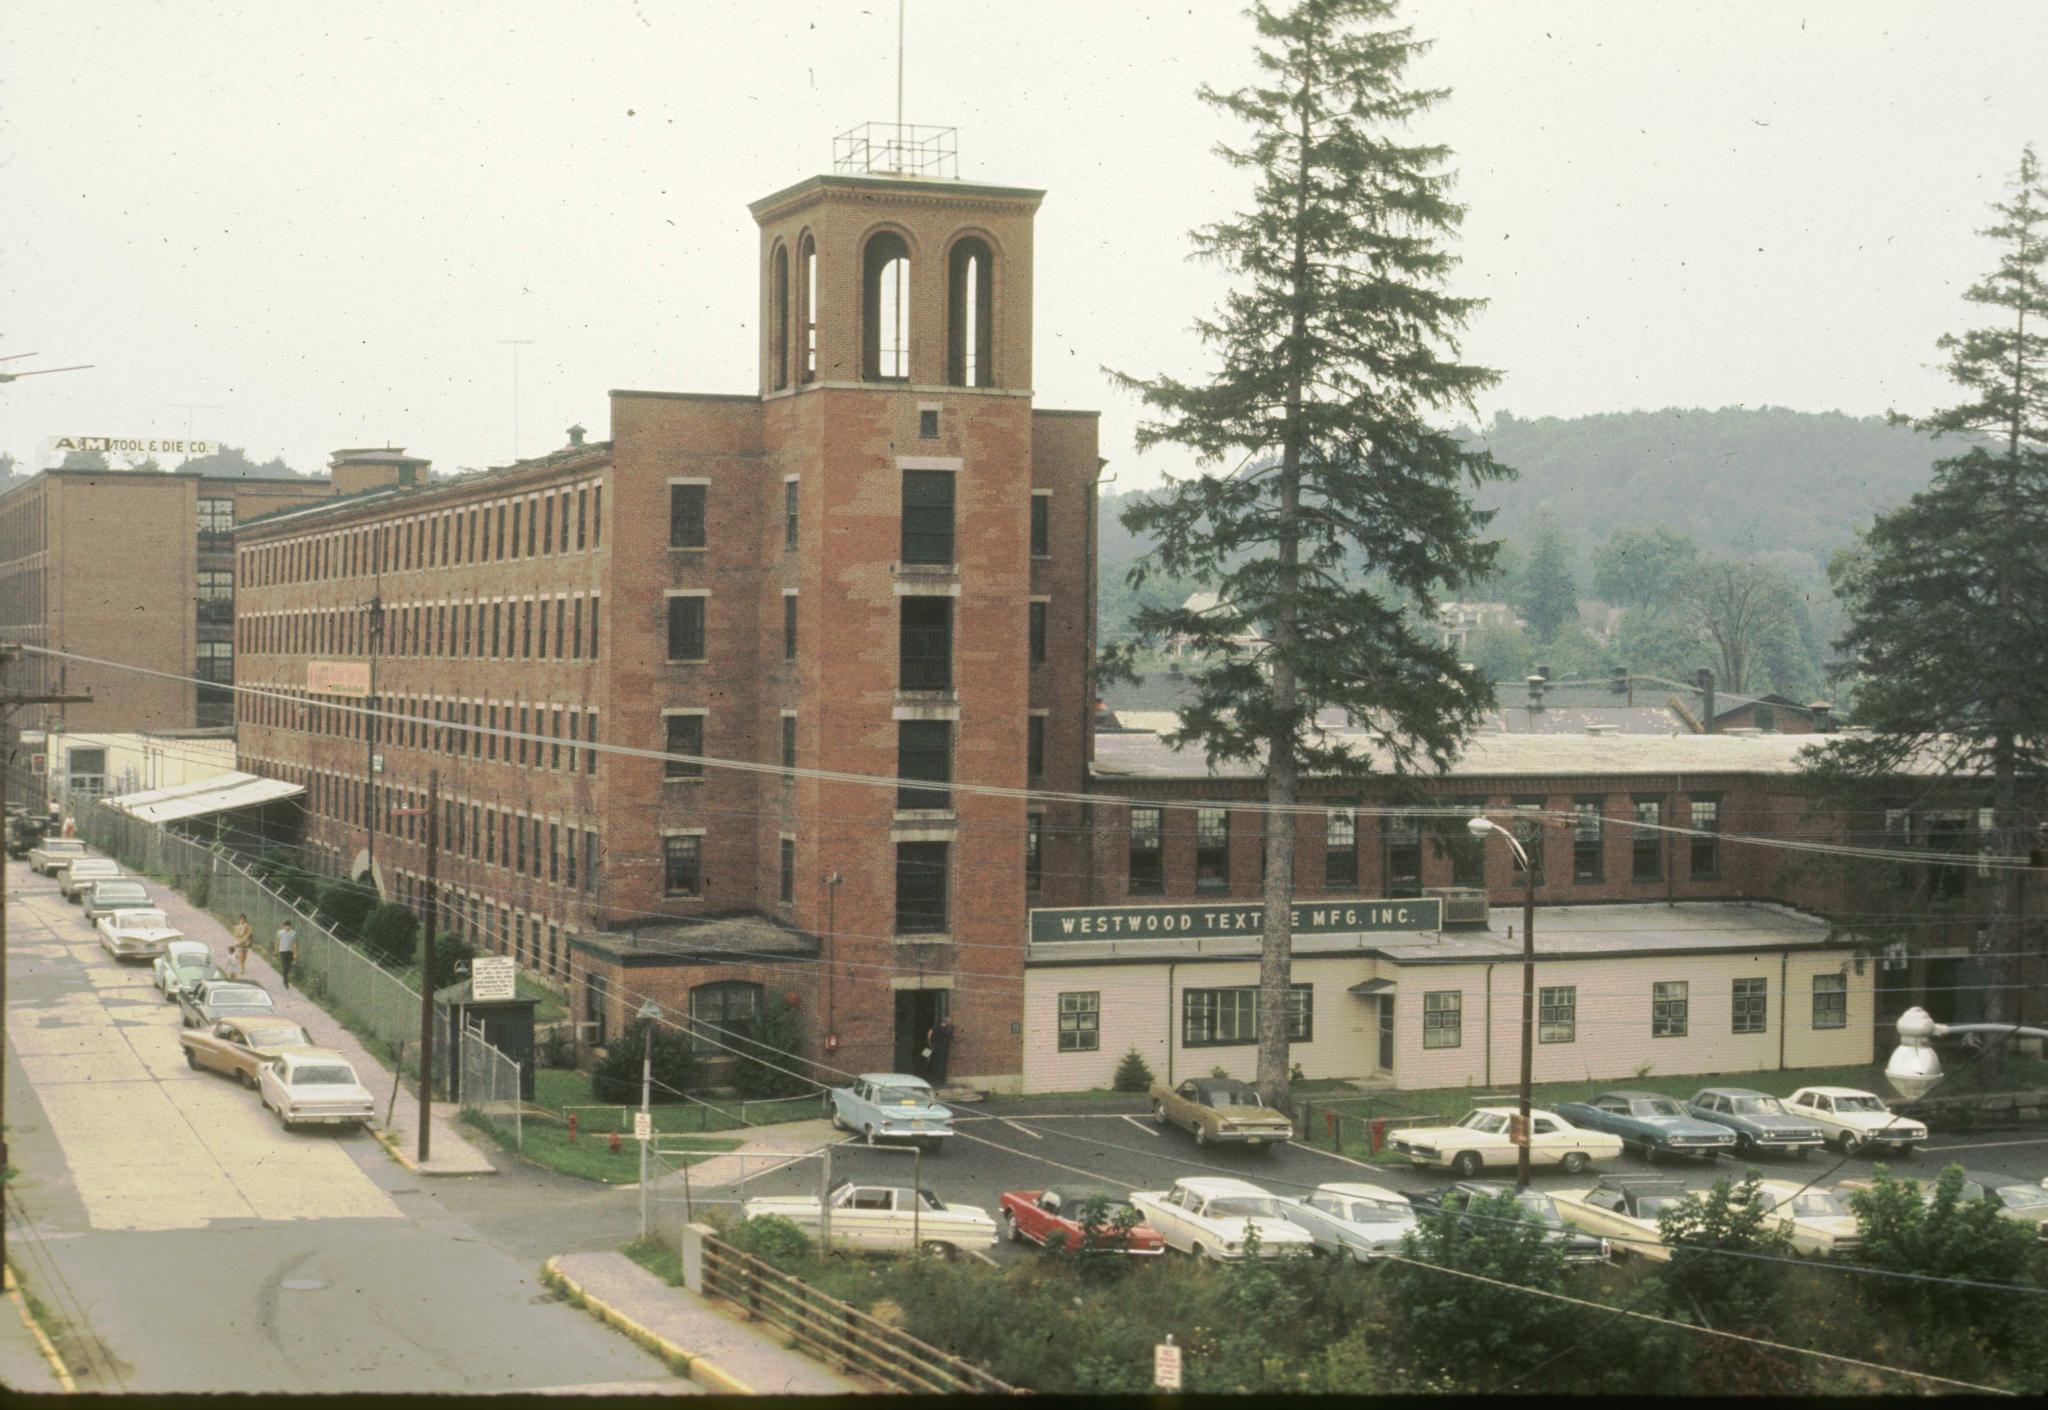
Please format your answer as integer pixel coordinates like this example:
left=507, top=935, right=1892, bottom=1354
left=1150, top=1077, right=1294, bottom=1149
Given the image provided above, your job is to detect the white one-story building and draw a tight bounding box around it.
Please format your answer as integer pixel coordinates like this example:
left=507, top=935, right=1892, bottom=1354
left=1021, top=896, right=1874, bottom=1094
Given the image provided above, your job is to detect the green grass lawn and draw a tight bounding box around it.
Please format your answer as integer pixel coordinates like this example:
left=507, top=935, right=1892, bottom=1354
left=532, top=1068, right=823, bottom=1135
left=474, top=1116, right=739, bottom=1185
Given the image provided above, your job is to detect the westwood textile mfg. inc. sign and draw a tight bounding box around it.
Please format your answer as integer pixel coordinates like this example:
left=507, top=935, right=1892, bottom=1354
left=1029, top=897, right=1442, bottom=943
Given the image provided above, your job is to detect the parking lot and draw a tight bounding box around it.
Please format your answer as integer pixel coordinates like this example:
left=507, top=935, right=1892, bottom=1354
left=688, top=1090, right=2048, bottom=1261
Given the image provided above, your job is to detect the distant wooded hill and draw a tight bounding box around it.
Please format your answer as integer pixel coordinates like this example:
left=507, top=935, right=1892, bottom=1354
left=1098, top=406, right=1951, bottom=637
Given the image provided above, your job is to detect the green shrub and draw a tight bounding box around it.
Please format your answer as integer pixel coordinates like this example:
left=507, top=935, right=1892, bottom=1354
left=537, top=1025, right=577, bottom=1070
left=1111, top=1048, right=1154, bottom=1092
left=728, top=995, right=811, bottom=1099
left=421, top=932, right=476, bottom=992
left=359, top=902, right=419, bottom=968
left=591, top=1018, right=695, bottom=1104
left=1656, top=1169, right=1794, bottom=1327
left=316, top=880, right=377, bottom=941
left=726, top=1214, right=813, bottom=1270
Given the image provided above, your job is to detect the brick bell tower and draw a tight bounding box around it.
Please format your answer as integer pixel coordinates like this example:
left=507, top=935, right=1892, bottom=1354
left=739, top=126, right=1095, bottom=1093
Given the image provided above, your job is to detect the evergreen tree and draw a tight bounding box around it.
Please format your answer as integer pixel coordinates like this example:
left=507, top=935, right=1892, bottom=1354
left=1105, top=0, right=1510, bottom=1105
left=1812, top=146, right=2048, bottom=1082
left=1516, top=519, right=1577, bottom=641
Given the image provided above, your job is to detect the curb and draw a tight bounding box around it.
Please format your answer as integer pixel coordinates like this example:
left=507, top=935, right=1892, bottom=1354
left=5, top=1260, right=78, bottom=1394
left=540, top=1257, right=752, bottom=1396
left=370, top=1126, right=493, bottom=1177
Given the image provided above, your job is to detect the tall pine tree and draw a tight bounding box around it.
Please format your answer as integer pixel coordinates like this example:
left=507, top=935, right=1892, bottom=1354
left=1815, top=145, right=2048, bottom=1082
left=1517, top=519, right=1578, bottom=642
left=1107, top=0, right=1510, bottom=1105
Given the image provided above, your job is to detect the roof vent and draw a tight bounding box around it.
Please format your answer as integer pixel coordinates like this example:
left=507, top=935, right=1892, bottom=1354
left=567, top=424, right=586, bottom=448
left=1584, top=723, right=1617, bottom=736
left=1425, top=886, right=1491, bottom=930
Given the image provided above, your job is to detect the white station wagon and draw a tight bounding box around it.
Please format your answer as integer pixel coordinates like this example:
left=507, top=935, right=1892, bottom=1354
left=1784, top=1087, right=1927, bottom=1155
left=1128, top=1177, right=1317, bottom=1261
left=742, top=1181, right=998, bottom=1257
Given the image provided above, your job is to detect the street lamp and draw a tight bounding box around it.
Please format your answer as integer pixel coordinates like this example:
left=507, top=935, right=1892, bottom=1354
left=1467, top=815, right=1538, bottom=1190
left=1882, top=1006, right=2048, bottom=1101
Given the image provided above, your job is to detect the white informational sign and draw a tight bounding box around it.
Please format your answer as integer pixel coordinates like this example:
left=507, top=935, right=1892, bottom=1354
left=469, top=956, right=516, bottom=1002
left=633, top=1110, right=653, bottom=1142
left=1153, top=1341, right=1182, bottom=1390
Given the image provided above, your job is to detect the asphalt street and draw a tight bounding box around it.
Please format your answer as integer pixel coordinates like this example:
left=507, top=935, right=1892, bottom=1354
left=1, top=859, right=688, bottom=1395
left=689, top=1095, right=2048, bottom=1263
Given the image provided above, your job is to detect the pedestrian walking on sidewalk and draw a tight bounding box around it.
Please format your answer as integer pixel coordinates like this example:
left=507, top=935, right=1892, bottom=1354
left=276, top=920, right=298, bottom=990
left=60, top=815, right=76, bottom=839
left=230, top=915, right=254, bottom=978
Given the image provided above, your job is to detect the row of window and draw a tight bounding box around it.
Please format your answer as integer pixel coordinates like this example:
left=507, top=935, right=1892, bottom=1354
left=766, top=229, right=998, bottom=389
left=242, top=593, right=601, bottom=664
left=663, top=591, right=1051, bottom=683
left=243, top=685, right=600, bottom=775
left=242, top=480, right=603, bottom=588
left=383, top=863, right=573, bottom=985
left=1125, top=795, right=1725, bottom=896
left=1052, top=985, right=1314, bottom=1053
left=659, top=833, right=799, bottom=908
left=1419, top=974, right=1848, bottom=1049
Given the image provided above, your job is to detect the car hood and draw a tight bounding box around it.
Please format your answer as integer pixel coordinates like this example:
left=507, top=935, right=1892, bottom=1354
left=1736, top=1113, right=1826, bottom=1135
left=1392, top=1125, right=1473, bottom=1146
left=1233, top=1217, right=1315, bottom=1246
left=1835, top=1110, right=1921, bottom=1133
left=1643, top=1116, right=1735, bottom=1138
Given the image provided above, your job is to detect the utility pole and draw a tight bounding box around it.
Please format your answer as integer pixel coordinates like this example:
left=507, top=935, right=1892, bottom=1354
left=415, top=770, right=440, bottom=1162
left=638, top=999, right=661, bottom=1238
left=501, top=340, right=534, bottom=461
left=364, top=580, right=382, bottom=895
left=0, top=644, right=93, bottom=1270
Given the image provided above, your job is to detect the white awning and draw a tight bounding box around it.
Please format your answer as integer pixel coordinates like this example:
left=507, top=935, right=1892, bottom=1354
left=105, top=771, right=304, bottom=824
left=1348, top=977, right=1397, bottom=996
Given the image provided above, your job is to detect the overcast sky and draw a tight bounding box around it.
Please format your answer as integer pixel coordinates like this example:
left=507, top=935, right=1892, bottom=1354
left=2, top=1, right=2041, bottom=487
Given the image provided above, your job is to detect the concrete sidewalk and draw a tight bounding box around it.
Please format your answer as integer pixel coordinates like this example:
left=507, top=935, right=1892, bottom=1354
left=548, top=1251, right=866, bottom=1396
left=670, top=1118, right=838, bottom=1191
left=1, top=1263, right=71, bottom=1394
left=140, top=877, right=496, bottom=1177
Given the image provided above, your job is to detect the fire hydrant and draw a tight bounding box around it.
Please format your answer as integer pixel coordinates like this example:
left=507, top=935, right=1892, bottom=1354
left=1370, top=1118, right=1387, bottom=1154
left=608, top=1131, right=622, bottom=1155
left=567, top=1112, right=579, bottom=1143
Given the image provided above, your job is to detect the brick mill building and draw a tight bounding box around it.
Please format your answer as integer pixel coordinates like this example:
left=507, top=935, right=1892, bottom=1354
left=0, top=463, right=355, bottom=736
left=231, top=163, right=1101, bottom=1081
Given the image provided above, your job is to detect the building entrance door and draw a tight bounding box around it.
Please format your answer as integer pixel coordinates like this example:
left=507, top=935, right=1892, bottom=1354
left=1377, top=997, right=1395, bottom=1072
left=894, top=989, right=949, bottom=1077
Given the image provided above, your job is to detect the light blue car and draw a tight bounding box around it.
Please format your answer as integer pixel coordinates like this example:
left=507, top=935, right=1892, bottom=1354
left=829, top=1072, right=955, bottom=1151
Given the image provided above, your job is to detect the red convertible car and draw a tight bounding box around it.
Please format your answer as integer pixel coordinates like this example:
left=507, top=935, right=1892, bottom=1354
left=998, top=1186, right=1166, bottom=1255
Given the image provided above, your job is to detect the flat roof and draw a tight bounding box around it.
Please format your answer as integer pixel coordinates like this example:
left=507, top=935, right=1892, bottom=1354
left=103, top=770, right=305, bottom=823
left=571, top=912, right=821, bottom=967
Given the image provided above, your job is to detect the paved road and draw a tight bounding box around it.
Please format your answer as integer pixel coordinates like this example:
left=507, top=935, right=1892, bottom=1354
left=689, top=1093, right=2048, bottom=1262
left=2, top=860, right=689, bottom=1395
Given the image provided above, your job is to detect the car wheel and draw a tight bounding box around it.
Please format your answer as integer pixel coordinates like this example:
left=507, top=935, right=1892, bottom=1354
left=1194, top=1125, right=1209, bottom=1148
left=1003, top=1211, right=1022, bottom=1244
left=1560, top=1151, right=1591, bottom=1175
left=1836, top=1131, right=1863, bottom=1156
left=1152, top=1100, right=1169, bottom=1126
left=863, top=1124, right=876, bottom=1146
left=238, top=1069, right=256, bottom=1090
left=921, top=1241, right=956, bottom=1260
left=184, top=1048, right=200, bottom=1070
left=1641, top=1144, right=1662, bottom=1165
left=1452, top=1151, right=1483, bottom=1178
left=1735, top=1133, right=1754, bottom=1155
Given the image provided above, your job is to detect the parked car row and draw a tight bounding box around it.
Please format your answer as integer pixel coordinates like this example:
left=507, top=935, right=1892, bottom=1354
left=23, top=841, right=379, bottom=1135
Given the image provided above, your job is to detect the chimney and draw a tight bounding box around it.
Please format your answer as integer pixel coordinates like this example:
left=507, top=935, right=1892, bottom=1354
left=567, top=424, right=587, bottom=448
left=1526, top=673, right=1547, bottom=710
left=1696, top=667, right=1716, bottom=733
left=1807, top=700, right=1835, bottom=732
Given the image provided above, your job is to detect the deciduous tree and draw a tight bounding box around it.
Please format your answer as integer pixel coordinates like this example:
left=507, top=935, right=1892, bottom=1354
left=1105, top=0, right=1511, bottom=1106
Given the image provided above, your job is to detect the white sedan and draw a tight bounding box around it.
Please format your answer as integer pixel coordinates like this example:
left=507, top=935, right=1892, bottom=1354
left=96, top=907, right=184, bottom=961
left=1784, top=1086, right=1927, bottom=1155
left=257, top=1049, right=377, bottom=1130
left=742, top=1181, right=998, bottom=1257
left=1128, top=1177, right=1318, bottom=1261
left=1746, top=1179, right=1862, bottom=1255
left=1280, top=1182, right=1419, bottom=1261
left=1387, top=1106, right=1625, bottom=1178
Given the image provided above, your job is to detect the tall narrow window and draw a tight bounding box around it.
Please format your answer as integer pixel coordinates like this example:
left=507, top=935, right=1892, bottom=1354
left=784, top=479, right=799, bottom=550
left=899, top=596, right=952, bottom=692
left=669, top=483, right=706, bottom=549
left=783, top=593, right=798, bottom=662
left=946, top=236, right=994, bottom=386
left=770, top=242, right=791, bottom=390
left=1573, top=798, right=1605, bottom=882
left=780, top=713, right=797, bottom=780
left=862, top=231, right=911, bottom=381
left=667, top=595, right=706, bottom=662
left=1028, top=600, right=1048, bottom=663
left=1027, top=715, right=1046, bottom=778
left=1025, top=815, right=1043, bottom=894
left=894, top=841, right=948, bottom=935
left=1325, top=807, right=1358, bottom=887
left=901, top=470, right=955, bottom=565
left=663, top=835, right=703, bottom=898
left=1029, top=494, right=1050, bottom=557
left=1512, top=796, right=1546, bottom=883
left=1690, top=796, right=1720, bottom=880
left=1633, top=797, right=1663, bottom=881
left=1129, top=806, right=1164, bottom=895
left=1732, top=977, right=1768, bottom=1035
left=797, top=232, right=817, bottom=382
left=1812, top=973, right=1848, bottom=1029
left=897, top=720, right=951, bottom=810
left=1386, top=815, right=1422, bottom=896
left=779, top=837, right=795, bottom=904
left=1652, top=981, right=1689, bottom=1038
left=1195, top=807, right=1230, bottom=892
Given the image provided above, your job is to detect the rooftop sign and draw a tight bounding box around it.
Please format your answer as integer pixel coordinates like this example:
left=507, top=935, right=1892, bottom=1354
left=48, top=436, right=218, bottom=459
left=1028, top=897, right=1441, bottom=944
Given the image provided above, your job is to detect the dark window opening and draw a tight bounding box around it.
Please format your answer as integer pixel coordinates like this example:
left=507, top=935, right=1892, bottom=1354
left=919, top=408, right=939, bottom=439
left=1633, top=797, right=1663, bottom=881
left=901, top=470, right=955, bottom=566
left=898, top=595, right=952, bottom=692
left=770, top=243, right=790, bottom=390
left=1690, top=796, right=1720, bottom=879
left=663, top=835, right=702, bottom=898
left=1324, top=808, right=1358, bottom=887
left=1573, top=798, right=1605, bottom=882
left=1028, top=601, right=1048, bottom=663
left=894, top=841, right=948, bottom=935
left=897, top=720, right=951, bottom=810
left=665, top=714, right=703, bottom=780
left=669, top=483, right=706, bottom=549
left=945, top=236, right=994, bottom=387
left=667, top=596, right=706, bottom=661
left=1195, top=807, right=1230, bottom=892
left=1029, top=495, right=1050, bottom=557
left=862, top=231, right=911, bottom=381
left=1129, top=807, right=1164, bottom=896
left=1027, top=715, right=1045, bottom=779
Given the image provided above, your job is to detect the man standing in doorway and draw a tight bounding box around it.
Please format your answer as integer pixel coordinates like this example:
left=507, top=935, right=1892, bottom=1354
left=276, top=919, right=298, bottom=991
left=926, top=1015, right=955, bottom=1087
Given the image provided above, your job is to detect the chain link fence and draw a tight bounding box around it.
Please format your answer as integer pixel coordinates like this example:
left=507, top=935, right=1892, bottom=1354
left=78, top=800, right=522, bottom=1146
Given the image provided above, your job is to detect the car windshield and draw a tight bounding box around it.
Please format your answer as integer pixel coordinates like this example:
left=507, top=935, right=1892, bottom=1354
left=1209, top=1196, right=1283, bottom=1219
left=1789, top=1191, right=1850, bottom=1219
left=1631, top=1099, right=1685, bottom=1117
left=874, top=1087, right=931, bottom=1106
left=174, top=957, right=212, bottom=973
left=1635, top=1195, right=1686, bottom=1217
left=1512, top=1194, right=1563, bottom=1226
left=292, top=1066, right=357, bottom=1086
left=119, top=911, right=170, bottom=929
left=1213, top=1090, right=1266, bottom=1109
left=1458, top=1112, right=1509, bottom=1134
left=246, top=1026, right=308, bottom=1048
left=1731, top=1097, right=1786, bottom=1115
left=1833, top=1095, right=1886, bottom=1113
left=213, top=993, right=275, bottom=1011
